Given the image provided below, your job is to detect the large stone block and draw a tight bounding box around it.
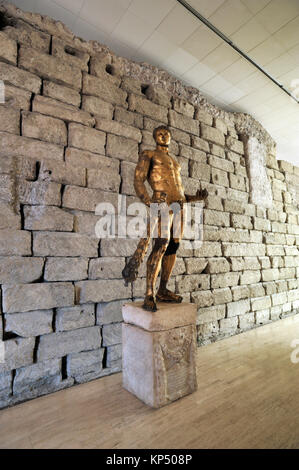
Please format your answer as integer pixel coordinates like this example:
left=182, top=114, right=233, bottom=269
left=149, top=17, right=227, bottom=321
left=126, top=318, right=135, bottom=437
left=19, top=46, right=82, bottom=90
left=4, top=84, right=32, bottom=110
left=106, top=344, right=122, bottom=368
left=180, top=144, right=206, bottom=163
left=87, top=166, right=120, bottom=192
left=223, top=243, right=266, bottom=257
left=240, top=270, right=261, bottom=285
left=0, top=230, right=31, bottom=256
left=73, top=211, right=101, bottom=235
left=194, top=242, right=222, bottom=257
left=213, top=287, right=232, bottom=305
left=0, top=31, right=18, bottom=65
left=3, top=282, right=74, bottom=313
left=189, top=161, right=211, bottom=182
left=195, top=108, right=213, bottom=126
left=43, top=80, right=81, bottom=107
left=122, top=302, right=197, bottom=408
left=33, top=232, right=98, bottom=257
left=114, top=106, right=143, bottom=129
left=102, top=323, right=122, bottom=346
left=0, top=61, right=41, bottom=93
left=33, top=95, right=94, bottom=127
left=177, top=274, right=210, bottom=294
left=219, top=317, right=238, bottom=334
left=13, top=359, right=61, bottom=395
left=56, top=304, right=95, bottom=332
left=76, top=279, right=131, bottom=303
left=83, top=73, right=127, bottom=106
left=204, top=209, right=230, bottom=227
left=63, top=185, right=117, bottom=212
left=0, top=337, right=35, bottom=372
left=191, top=290, right=214, bottom=307
left=197, top=304, right=226, bottom=324
left=37, top=326, right=102, bottom=361
left=145, top=85, right=171, bottom=107
left=82, top=95, right=114, bottom=120
left=68, top=123, right=106, bottom=155
left=192, top=136, right=210, bottom=152
left=0, top=105, right=20, bottom=134
left=51, top=37, right=89, bottom=71
left=67, top=349, right=104, bottom=376
left=169, top=110, right=199, bottom=135
left=65, top=147, right=106, bottom=170
left=0, top=203, right=21, bottom=230
left=226, top=136, right=244, bottom=155
left=227, top=299, right=250, bottom=318
left=201, top=124, right=225, bottom=146
left=173, top=98, right=194, bottom=117
left=95, top=118, right=142, bottom=143
left=232, top=214, right=253, bottom=230
left=5, top=310, right=53, bottom=337
left=97, top=299, right=128, bottom=325
left=251, top=296, right=272, bottom=311
left=40, top=159, right=86, bottom=187
left=3, top=19, right=50, bottom=53
left=24, top=206, right=74, bottom=232
left=128, top=93, right=168, bottom=123
left=185, top=258, right=208, bottom=275
left=45, top=257, right=88, bottom=281
left=0, top=256, right=43, bottom=284
left=211, top=272, right=240, bottom=289
left=18, top=181, right=62, bottom=206
left=0, top=132, right=64, bottom=161
left=106, top=134, right=139, bottom=163
left=207, top=258, right=230, bottom=274
left=209, top=154, right=234, bottom=173
left=22, top=111, right=67, bottom=146
left=211, top=167, right=229, bottom=188
left=89, top=257, right=125, bottom=279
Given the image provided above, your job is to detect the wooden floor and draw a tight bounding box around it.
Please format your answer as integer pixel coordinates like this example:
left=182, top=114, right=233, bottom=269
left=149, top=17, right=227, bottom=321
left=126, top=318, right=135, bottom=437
left=1, top=315, right=299, bottom=449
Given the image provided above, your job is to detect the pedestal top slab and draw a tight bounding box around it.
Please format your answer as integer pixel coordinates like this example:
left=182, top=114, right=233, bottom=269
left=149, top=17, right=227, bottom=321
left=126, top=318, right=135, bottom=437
left=122, top=301, right=197, bottom=332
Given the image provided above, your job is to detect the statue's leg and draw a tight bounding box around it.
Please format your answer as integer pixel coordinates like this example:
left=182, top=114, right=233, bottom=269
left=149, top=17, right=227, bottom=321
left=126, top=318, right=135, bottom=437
left=157, top=207, right=184, bottom=303
left=122, top=236, right=151, bottom=284
left=143, top=237, right=169, bottom=312
left=143, top=209, right=172, bottom=312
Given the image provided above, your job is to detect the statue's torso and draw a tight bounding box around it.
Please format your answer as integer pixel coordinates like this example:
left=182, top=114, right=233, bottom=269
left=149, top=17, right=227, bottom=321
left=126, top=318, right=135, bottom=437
left=147, top=150, right=186, bottom=204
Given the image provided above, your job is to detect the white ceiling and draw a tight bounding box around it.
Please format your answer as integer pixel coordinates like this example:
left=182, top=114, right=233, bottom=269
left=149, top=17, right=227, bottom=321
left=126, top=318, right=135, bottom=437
left=11, top=0, right=299, bottom=166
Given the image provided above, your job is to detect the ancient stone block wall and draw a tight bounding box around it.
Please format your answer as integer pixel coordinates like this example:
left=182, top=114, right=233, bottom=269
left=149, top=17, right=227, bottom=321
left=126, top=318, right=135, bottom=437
left=0, top=3, right=299, bottom=408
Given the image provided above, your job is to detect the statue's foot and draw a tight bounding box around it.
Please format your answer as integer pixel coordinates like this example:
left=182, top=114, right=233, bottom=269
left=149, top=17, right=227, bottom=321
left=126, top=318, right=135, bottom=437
left=143, top=295, right=157, bottom=312
left=156, top=289, right=183, bottom=303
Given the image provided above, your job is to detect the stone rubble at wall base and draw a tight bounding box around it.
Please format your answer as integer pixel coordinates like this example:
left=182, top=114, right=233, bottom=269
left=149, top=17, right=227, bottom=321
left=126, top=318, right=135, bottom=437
left=0, top=2, right=298, bottom=409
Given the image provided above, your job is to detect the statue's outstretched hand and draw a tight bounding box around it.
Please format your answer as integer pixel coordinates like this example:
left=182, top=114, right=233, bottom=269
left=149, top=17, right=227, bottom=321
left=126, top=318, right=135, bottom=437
left=196, top=188, right=208, bottom=201
left=186, top=188, right=208, bottom=202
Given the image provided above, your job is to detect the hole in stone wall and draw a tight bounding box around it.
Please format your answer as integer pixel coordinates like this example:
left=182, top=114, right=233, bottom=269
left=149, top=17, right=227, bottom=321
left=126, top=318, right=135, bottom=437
left=105, top=64, right=117, bottom=76
left=64, top=45, right=77, bottom=56
left=141, top=85, right=149, bottom=95
left=0, top=11, right=15, bottom=30
left=61, top=356, right=68, bottom=380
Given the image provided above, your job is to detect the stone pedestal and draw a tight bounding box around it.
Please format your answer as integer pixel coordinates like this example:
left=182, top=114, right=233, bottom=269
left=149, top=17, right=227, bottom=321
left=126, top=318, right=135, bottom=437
left=122, top=302, right=197, bottom=408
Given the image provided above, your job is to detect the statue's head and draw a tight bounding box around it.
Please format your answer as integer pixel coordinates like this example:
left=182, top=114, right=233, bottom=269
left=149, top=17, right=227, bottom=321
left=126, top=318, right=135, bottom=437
left=153, top=126, right=171, bottom=147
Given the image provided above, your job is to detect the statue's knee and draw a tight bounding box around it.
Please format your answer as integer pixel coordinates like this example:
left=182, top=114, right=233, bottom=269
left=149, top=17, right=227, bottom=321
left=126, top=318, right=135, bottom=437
left=157, top=237, right=170, bottom=253
left=165, top=238, right=180, bottom=255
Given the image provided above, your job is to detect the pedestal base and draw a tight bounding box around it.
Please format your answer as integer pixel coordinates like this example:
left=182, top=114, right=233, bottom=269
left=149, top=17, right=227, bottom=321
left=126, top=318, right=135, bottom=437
left=122, top=302, right=197, bottom=408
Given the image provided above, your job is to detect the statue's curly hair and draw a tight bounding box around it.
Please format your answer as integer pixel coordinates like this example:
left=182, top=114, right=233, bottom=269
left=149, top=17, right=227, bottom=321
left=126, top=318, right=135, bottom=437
left=153, top=125, right=172, bottom=140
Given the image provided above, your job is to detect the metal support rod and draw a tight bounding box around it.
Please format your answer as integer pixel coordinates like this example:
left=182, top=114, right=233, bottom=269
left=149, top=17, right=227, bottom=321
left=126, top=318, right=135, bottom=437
left=176, top=0, right=299, bottom=104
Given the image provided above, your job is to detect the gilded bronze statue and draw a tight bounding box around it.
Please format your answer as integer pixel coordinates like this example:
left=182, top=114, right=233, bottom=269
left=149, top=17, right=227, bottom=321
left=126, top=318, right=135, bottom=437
left=122, top=126, right=208, bottom=312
